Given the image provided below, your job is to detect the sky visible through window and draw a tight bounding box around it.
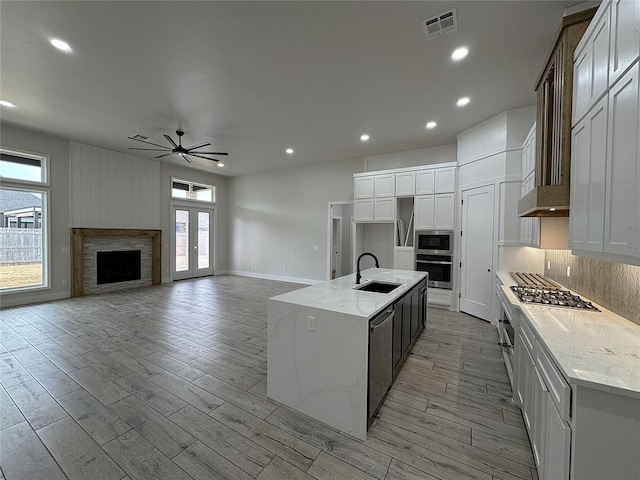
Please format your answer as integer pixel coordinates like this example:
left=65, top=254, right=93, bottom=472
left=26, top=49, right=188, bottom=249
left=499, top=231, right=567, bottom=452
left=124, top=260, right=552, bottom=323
left=0, top=159, right=42, bottom=182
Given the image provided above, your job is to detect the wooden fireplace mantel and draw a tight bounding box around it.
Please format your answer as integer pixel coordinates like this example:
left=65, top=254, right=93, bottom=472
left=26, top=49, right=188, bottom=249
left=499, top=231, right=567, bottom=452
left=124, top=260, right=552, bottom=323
left=71, top=228, right=162, bottom=297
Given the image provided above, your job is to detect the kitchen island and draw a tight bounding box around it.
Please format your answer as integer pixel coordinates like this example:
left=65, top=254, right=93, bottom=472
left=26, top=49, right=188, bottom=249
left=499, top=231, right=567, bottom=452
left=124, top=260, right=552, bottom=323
left=267, top=268, right=427, bottom=440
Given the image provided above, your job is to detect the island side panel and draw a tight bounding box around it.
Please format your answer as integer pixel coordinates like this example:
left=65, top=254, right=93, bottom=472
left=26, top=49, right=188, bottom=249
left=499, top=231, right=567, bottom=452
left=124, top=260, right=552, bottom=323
left=267, top=299, right=369, bottom=440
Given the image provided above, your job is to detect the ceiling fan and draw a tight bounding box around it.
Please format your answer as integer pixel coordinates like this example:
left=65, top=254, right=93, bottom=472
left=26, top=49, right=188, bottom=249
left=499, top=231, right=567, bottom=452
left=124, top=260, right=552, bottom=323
left=128, top=130, right=228, bottom=164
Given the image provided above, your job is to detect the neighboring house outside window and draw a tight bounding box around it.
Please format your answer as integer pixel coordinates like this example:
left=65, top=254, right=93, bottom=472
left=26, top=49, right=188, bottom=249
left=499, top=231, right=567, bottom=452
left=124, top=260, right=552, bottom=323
left=0, top=149, right=49, bottom=291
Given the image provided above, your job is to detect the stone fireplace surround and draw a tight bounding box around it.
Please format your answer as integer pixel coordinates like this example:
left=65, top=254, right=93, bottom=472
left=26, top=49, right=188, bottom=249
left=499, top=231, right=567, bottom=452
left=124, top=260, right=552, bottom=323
left=71, top=228, right=161, bottom=297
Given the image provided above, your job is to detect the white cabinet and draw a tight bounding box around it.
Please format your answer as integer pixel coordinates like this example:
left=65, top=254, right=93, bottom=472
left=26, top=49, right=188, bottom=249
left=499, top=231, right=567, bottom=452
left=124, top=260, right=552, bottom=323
left=609, top=0, right=640, bottom=87
left=354, top=199, right=374, bottom=222
left=354, top=176, right=374, bottom=199
left=414, top=195, right=435, bottom=229
left=355, top=198, right=395, bottom=222
left=515, top=313, right=573, bottom=480
left=374, top=174, right=395, bottom=198
left=374, top=197, right=395, bottom=222
left=434, top=167, right=456, bottom=193
left=394, top=246, right=414, bottom=270
left=604, top=62, right=640, bottom=256
left=571, top=2, right=640, bottom=262
left=415, top=170, right=435, bottom=195
left=542, top=395, right=571, bottom=480
left=520, top=124, right=540, bottom=247
left=414, top=194, right=455, bottom=230
left=573, top=5, right=611, bottom=125
left=434, top=194, right=455, bottom=229
left=570, top=96, right=608, bottom=251
left=395, top=172, right=415, bottom=197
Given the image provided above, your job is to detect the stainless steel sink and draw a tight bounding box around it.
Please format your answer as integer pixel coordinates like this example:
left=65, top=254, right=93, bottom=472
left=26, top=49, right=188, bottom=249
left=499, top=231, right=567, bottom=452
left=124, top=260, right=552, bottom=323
left=354, top=281, right=402, bottom=294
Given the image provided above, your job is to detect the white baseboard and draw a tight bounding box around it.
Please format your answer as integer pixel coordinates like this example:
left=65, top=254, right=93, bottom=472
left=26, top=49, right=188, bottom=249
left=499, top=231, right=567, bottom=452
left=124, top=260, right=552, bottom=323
left=225, top=270, right=322, bottom=285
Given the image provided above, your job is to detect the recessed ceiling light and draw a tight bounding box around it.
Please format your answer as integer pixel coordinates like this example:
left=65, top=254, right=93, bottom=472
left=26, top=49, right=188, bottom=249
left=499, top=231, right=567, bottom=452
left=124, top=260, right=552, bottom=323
left=217, top=162, right=225, bottom=168
left=426, top=121, right=437, bottom=129
left=285, top=148, right=294, bottom=155
left=451, top=47, right=469, bottom=61
left=456, top=97, right=470, bottom=107
left=360, top=134, right=370, bottom=142
left=549, top=207, right=556, bottom=212
left=50, top=38, right=73, bottom=53
left=0, top=100, right=16, bottom=108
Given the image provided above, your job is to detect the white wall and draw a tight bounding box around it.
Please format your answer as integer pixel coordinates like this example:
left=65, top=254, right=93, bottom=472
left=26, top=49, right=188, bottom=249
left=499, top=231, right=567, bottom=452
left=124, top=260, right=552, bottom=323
left=0, top=123, right=71, bottom=306
left=365, top=144, right=456, bottom=172
left=228, top=157, right=362, bottom=283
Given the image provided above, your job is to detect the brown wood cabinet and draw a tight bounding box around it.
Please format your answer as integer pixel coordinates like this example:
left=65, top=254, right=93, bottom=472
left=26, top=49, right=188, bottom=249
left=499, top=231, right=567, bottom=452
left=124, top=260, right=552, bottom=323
left=519, top=8, right=597, bottom=217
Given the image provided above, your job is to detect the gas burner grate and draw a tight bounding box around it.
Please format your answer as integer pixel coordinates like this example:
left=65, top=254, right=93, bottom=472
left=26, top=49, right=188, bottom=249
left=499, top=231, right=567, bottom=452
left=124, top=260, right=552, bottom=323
left=510, top=286, right=599, bottom=311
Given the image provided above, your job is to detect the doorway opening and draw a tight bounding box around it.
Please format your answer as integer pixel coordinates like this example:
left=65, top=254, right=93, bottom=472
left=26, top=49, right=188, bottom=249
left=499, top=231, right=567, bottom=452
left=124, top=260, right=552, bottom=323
left=327, top=202, right=354, bottom=281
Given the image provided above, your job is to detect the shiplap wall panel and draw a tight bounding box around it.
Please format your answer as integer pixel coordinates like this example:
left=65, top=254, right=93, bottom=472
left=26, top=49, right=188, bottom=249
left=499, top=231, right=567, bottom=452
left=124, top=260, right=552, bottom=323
left=71, top=142, right=160, bottom=228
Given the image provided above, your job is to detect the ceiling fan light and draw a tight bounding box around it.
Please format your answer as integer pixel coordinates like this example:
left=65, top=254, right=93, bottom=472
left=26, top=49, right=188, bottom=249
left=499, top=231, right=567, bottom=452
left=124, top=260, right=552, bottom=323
left=217, top=162, right=225, bottom=167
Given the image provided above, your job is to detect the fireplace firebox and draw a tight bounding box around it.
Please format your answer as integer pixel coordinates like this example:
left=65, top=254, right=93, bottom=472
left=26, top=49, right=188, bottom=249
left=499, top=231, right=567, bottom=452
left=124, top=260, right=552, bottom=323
left=97, top=250, right=142, bottom=285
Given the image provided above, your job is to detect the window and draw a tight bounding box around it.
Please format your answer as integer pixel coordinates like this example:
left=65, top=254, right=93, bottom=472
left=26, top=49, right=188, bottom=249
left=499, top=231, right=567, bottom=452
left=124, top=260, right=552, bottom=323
left=0, top=148, right=49, bottom=291
left=171, top=179, right=215, bottom=203
left=1, top=149, right=47, bottom=184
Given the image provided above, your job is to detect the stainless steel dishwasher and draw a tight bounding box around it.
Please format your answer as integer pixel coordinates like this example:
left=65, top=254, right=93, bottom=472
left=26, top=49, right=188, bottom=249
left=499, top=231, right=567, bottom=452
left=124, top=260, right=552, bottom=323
left=368, top=307, right=394, bottom=421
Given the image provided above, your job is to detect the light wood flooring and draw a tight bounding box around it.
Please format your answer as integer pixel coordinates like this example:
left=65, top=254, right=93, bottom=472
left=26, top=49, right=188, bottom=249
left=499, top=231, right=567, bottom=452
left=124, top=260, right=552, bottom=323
left=0, top=275, right=536, bottom=480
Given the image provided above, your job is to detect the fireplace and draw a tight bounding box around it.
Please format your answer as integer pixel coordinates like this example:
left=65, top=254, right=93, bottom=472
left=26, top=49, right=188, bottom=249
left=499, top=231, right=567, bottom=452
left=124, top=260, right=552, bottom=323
left=97, top=250, right=142, bottom=285
left=71, top=228, right=161, bottom=296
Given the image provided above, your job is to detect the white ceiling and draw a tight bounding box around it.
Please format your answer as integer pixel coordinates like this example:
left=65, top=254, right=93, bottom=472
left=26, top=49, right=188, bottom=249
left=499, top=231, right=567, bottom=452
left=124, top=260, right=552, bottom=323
left=0, top=1, right=579, bottom=177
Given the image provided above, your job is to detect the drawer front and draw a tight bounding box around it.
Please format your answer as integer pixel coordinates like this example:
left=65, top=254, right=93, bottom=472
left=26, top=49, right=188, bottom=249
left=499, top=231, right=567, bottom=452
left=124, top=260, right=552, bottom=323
left=535, top=343, right=571, bottom=421
left=519, top=315, right=536, bottom=355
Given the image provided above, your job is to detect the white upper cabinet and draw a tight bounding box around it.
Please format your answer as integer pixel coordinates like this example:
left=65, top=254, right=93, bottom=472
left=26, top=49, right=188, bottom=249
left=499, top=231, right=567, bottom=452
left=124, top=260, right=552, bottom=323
left=573, top=4, right=611, bottom=125
left=604, top=62, right=640, bottom=255
left=373, top=198, right=396, bottom=222
left=570, top=96, right=608, bottom=252
left=571, top=0, right=640, bottom=262
left=609, top=0, right=640, bottom=87
left=434, top=167, right=456, bottom=193
left=415, top=170, right=435, bottom=195
left=415, top=194, right=454, bottom=230
left=395, top=172, right=415, bottom=197
left=434, top=194, right=455, bottom=229
left=354, top=176, right=374, bottom=199
left=354, top=199, right=374, bottom=222
left=414, top=195, right=435, bottom=229
left=374, top=174, right=395, bottom=198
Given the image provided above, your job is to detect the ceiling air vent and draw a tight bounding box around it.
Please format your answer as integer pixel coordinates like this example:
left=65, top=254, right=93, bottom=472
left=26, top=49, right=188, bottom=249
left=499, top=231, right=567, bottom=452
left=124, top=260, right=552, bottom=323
left=422, top=9, right=458, bottom=42
left=127, top=134, right=151, bottom=142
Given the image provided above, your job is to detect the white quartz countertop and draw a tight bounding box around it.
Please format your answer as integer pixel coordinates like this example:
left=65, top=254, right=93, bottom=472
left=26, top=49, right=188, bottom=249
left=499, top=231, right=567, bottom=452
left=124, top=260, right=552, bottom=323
left=498, top=272, right=640, bottom=399
left=269, top=268, right=427, bottom=319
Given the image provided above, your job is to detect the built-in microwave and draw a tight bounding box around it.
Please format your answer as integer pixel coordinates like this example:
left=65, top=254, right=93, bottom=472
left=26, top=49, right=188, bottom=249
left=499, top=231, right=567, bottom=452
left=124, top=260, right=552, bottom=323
left=415, top=230, right=453, bottom=255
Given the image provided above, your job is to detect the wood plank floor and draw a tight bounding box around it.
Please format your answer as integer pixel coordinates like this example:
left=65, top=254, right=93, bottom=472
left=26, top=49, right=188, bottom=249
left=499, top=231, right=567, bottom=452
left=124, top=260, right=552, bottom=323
left=0, top=275, right=536, bottom=480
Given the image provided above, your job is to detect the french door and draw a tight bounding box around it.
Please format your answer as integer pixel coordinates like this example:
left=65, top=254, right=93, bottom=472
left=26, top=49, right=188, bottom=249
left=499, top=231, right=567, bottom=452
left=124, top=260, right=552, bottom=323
left=172, top=205, right=214, bottom=280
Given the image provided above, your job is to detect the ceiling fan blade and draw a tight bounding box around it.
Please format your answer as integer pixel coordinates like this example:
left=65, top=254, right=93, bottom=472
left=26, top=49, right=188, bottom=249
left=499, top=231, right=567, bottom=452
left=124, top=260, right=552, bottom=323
left=188, top=153, right=220, bottom=162
left=154, top=153, right=174, bottom=158
left=190, top=151, right=228, bottom=156
left=185, top=141, right=210, bottom=151
left=164, top=134, right=178, bottom=148
left=180, top=153, right=192, bottom=163
left=130, top=138, right=171, bottom=149
left=129, top=147, right=170, bottom=151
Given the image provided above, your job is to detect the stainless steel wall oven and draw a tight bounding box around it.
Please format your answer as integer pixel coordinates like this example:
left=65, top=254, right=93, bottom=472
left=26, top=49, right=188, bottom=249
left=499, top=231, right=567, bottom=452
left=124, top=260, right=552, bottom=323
left=415, top=254, right=452, bottom=289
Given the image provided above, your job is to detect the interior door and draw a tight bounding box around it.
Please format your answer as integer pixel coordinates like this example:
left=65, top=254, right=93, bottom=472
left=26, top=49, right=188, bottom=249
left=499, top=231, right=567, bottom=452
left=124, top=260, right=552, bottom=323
left=173, top=206, right=214, bottom=280
left=460, top=184, right=495, bottom=321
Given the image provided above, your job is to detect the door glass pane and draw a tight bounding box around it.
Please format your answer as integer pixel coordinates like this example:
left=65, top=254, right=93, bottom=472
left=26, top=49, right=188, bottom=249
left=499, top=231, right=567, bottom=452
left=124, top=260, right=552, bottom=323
left=175, top=209, right=189, bottom=272
left=0, top=188, right=45, bottom=289
left=197, top=211, right=210, bottom=269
